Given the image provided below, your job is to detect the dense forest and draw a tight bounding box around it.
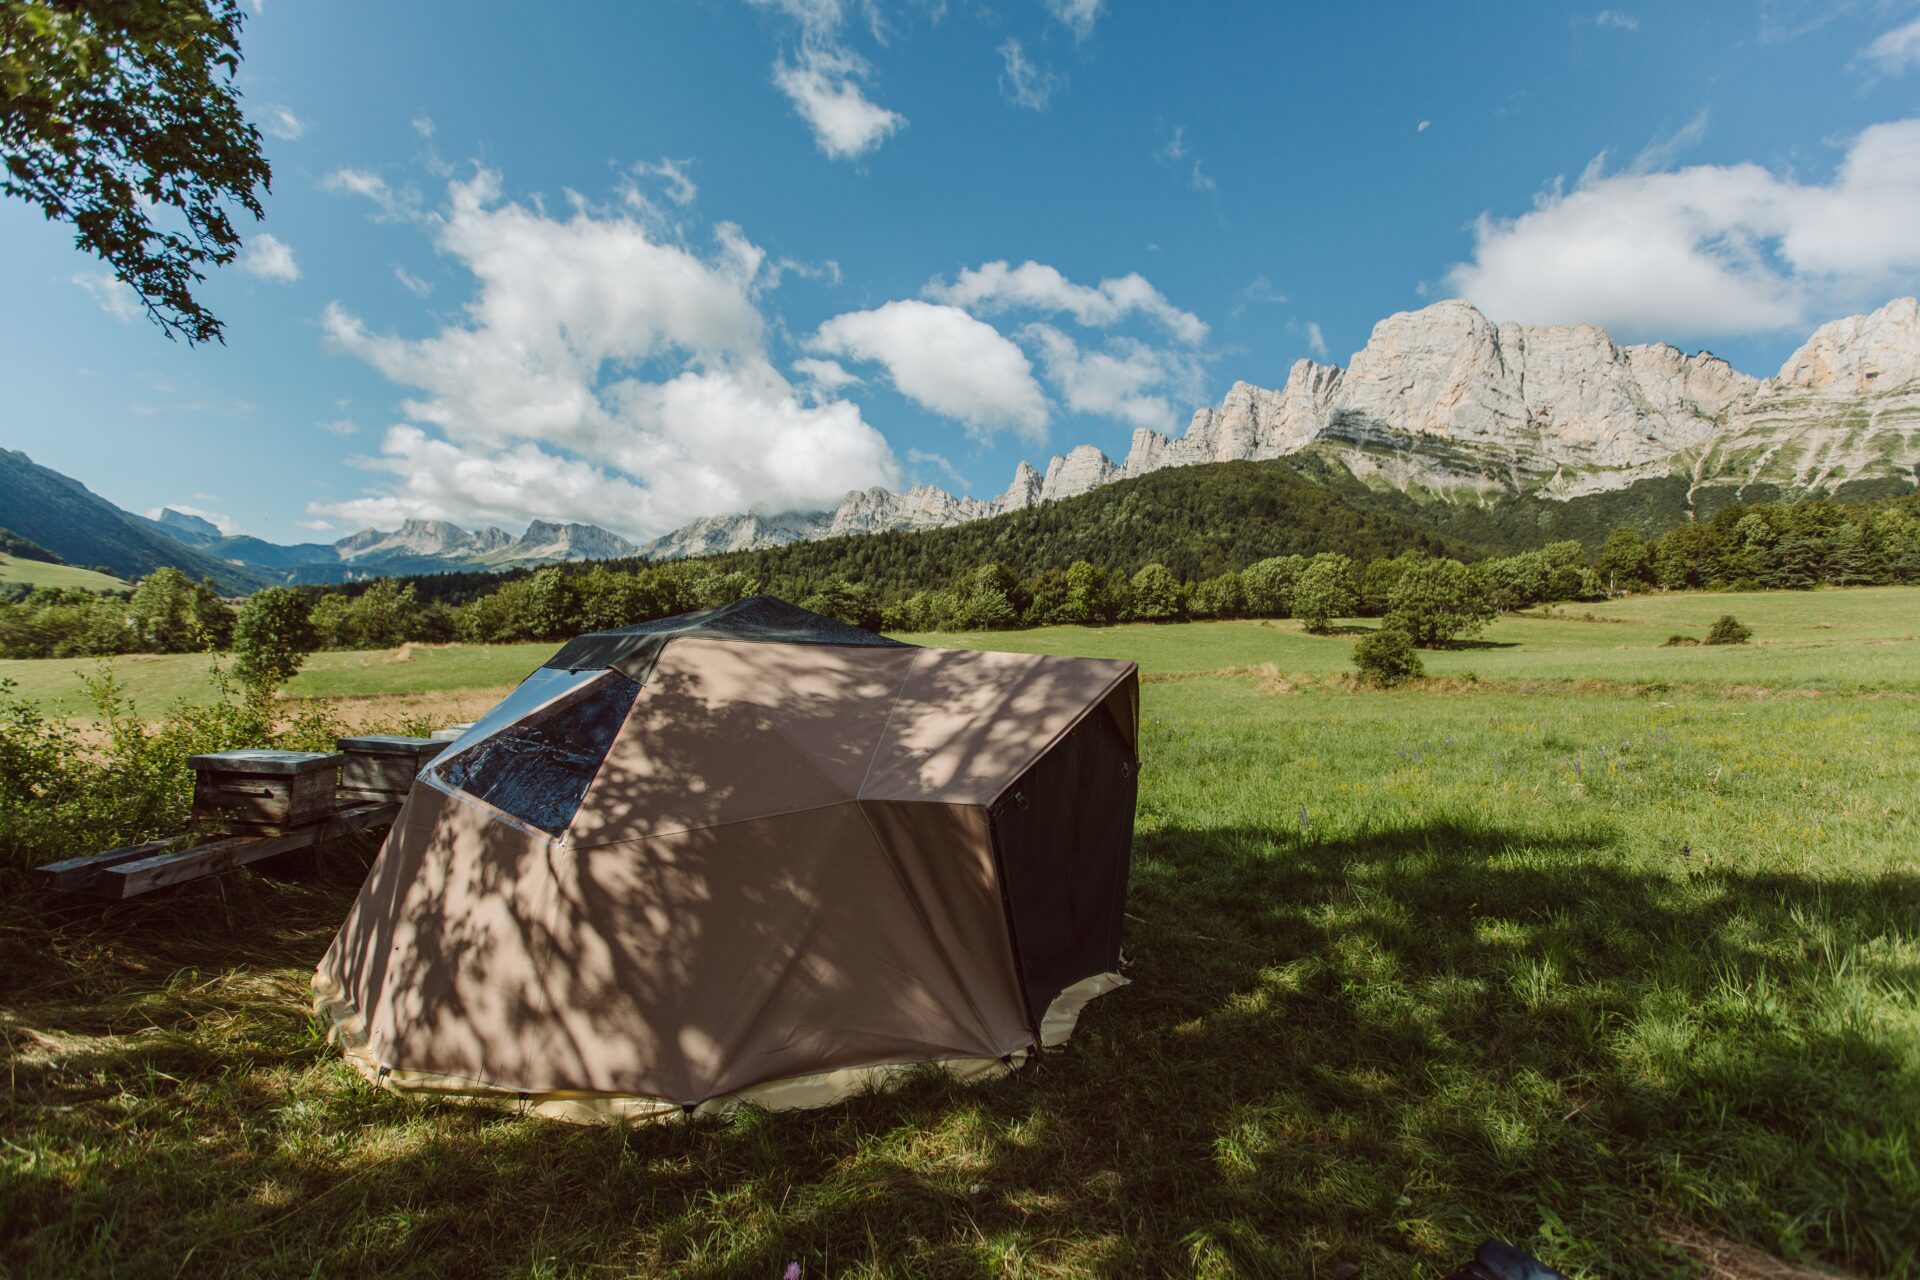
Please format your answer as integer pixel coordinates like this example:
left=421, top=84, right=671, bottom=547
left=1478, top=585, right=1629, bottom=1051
left=3, top=483, right=1917, bottom=662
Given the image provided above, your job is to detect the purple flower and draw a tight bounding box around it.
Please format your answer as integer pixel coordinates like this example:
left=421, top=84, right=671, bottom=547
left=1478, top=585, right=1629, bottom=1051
left=785, top=1264, right=802, bottom=1280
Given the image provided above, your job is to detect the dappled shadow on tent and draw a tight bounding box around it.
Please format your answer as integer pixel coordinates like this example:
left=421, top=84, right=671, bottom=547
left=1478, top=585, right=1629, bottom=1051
left=318, top=641, right=1139, bottom=1108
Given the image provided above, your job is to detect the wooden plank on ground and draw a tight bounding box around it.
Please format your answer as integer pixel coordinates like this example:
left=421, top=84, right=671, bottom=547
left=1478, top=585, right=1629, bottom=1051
left=30, top=839, right=181, bottom=892
left=90, top=802, right=400, bottom=900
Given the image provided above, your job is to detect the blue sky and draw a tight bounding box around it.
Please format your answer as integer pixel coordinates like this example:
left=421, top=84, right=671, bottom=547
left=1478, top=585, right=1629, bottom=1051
left=5, top=0, right=1920, bottom=544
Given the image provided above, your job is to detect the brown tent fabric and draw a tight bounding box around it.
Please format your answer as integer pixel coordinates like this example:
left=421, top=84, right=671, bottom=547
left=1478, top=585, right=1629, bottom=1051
left=315, top=597, right=1139, bottom=1120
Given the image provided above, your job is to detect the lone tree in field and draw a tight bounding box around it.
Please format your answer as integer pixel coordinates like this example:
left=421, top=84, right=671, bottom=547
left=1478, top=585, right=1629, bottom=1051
left=232, top=586, right=316, bottom=687
left=1385, top=556, right=1496, bottom=647
left=1291, top=553, right=1356, bottom=634
left=1, top=0, right=272, bottom=343
left=1128, top=563, right=1184, bottom=621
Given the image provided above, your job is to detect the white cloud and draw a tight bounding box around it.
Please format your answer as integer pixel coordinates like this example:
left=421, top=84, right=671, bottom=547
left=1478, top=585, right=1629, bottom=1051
left=1446, top=116, right=1920, bottom=337
left=906, top=447, right=969, bottom=489
left=260, top=104, right=305, bottom=141
left=1629, top=107, right=1709, bottom=173
left=772, top=45, right=906, bottom=159
left=749, top=2, right=905, bottom=159
left=812, top=300, right=1049, bottom=441
left=319, top=167, right=899, bottom=537
left=1418, top=119, right=1431, bottom=132
left=1594, top=10, right=1639, bottom=29
left=411, top=114, right=437, bottom=139
left=635, top=156, right=698, bottom=206
left=1021, top=324, right=1205, bottom=432
left=323, top=168, right=422, bottom=222
left=1303, top=321, right=1329, bottom=359
left=72, top=271, right=142, bottom=323
left=238, top=232, right=300, bottom=282
left=1860, top=15, right=1920, bottom=74
left=1044, top=0, right=1104, bottom=41
left=1231, top=275, right=1287, bottom=316
left=791, top=356, right=861, bottom=391
left=393, top=265, right=433, bottom=297
left=926, top=259, right=1207, bottom=344
left=296, top=519, right=336, bottom=532
left=318, top=418, right=359, bottom=436
left=1158, top=124, right=1216, bottom=193
left=999, top=39, right=1060, bottom=110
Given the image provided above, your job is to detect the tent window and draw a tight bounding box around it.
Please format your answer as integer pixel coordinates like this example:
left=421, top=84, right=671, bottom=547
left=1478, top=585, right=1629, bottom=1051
left=431, top=670, right=642, bottom=836
left=430, top=666, right=607, bottom=770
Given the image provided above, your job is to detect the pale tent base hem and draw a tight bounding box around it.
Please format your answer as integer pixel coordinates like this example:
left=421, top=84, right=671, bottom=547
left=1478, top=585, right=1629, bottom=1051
left=314, top=969, right=1122, bottom=1124
left=1039, top=970, right=1128, bottom=1047
left=314, top=969, right=1123, bottom=1124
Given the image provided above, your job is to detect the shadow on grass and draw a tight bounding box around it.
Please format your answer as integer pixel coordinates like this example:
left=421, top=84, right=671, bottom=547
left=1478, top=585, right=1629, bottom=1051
left=4, top=820, right=1917, bottom=1278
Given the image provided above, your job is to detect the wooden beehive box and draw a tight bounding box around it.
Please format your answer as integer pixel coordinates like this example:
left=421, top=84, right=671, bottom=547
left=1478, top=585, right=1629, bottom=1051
left=336, top=735, right=448, bottom=804
left=188, top=750, right=340, bottom=835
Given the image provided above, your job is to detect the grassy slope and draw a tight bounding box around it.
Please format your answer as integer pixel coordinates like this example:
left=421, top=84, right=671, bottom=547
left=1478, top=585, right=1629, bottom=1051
left=2, top=589, right=1918, bottom=1277
left=0, top=554, right=128, bottom=592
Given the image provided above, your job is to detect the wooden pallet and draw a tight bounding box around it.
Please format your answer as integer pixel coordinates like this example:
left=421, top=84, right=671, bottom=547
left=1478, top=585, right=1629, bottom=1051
left=31, top=802, right=400, bottom=899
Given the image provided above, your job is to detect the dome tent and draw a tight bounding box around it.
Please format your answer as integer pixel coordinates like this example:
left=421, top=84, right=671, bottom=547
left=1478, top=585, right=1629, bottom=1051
left=314, top=596, right=1140, bottom=1121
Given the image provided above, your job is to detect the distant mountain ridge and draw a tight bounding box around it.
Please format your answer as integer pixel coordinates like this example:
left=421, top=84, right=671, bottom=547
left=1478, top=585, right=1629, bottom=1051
left=0, top=451, right=641, bottom=589
left=642, top=297, right=1920, bottom=558
left=7, top=298, right=1916, bottom=591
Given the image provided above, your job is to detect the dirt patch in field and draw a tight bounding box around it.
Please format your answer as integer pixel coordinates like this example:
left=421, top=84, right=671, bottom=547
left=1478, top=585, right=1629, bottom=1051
left=293, top=689, right=513, bottom=735
left=1661, top=1225, right=1857, bottom=1279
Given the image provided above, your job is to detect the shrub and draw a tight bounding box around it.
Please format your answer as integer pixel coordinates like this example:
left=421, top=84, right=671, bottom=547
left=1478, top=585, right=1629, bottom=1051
left=1353, top=627, right=1423, bottom=687
left=232, top=587, right=317, bottom=686
left=1662, top=633, right=1701, bottom=647
left=1705, top=614, right=1753, bottom=645
left=0, top=661, right=344, bottom=876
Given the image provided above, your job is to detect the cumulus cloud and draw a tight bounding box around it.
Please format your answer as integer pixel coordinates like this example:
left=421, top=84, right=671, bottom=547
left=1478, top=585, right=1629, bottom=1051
left=906, top=447, right=969, bottom=489
left=751, top=0, right=905, bottom=159
left=260, top=104, right=305, bottom=141
left=812, top=300, right=1050, bottom=441
left=1044, top=0, right=1104, bottom=41
left=323, top=168, right=422, bottom=222
left=72, top=271, right=141, bottom=323
left=926, top=259, right=1207, bottom=344
left=1303, top=321, right=1329, bottom=359
left=393, top=265, right=433, bottom=297
left=1860, top=15, right=1920, bottom=74
left=1021, top=324, right=1205, bottom=433
left=999, top=39, right=1060, bottom=110
left=1445, top=116, right=1920, bottom=337
left=316, top=167, right=899, bottom=537
left=239, top=233, right=300, bottom=282
left=1158, top=124, right=1216, bottom=193
left=635, top=156, right=698, bottom=206
left=791, top=356, right=861, bottom=391
left=317, top=418, right=359, bottom=436
left=1629, top=107, right=1709, bottom=173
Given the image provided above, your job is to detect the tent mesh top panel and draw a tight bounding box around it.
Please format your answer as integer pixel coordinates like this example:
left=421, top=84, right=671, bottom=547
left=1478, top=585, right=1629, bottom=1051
left=543, top=595, right=910, bottom=676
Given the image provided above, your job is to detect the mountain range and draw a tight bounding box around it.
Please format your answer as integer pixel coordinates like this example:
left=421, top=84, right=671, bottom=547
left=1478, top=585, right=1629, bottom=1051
left=644, top=296, right=1920, bottom=557
left=4, top=297, right=1915, bottom=592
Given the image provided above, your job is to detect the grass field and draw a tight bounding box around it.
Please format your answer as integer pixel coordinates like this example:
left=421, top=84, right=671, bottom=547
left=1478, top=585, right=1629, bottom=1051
left=3, top=588, right=1918, bottom=1277
left=0, top=554, right=127, bottom=593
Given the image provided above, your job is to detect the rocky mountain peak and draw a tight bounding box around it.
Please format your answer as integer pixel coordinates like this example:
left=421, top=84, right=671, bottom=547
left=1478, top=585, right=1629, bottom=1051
left=1777, top=297, right=1920, bottom=392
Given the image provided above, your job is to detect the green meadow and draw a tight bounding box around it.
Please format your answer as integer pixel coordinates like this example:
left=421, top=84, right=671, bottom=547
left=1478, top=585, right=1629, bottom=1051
left=0, top=554, right=128, bottom=593
left=3, top=587, right=1918, bottom=1277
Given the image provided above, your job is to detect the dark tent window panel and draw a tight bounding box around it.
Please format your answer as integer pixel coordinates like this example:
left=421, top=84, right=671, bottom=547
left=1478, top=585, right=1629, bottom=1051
left=432, top=671, right=642, bottom=835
